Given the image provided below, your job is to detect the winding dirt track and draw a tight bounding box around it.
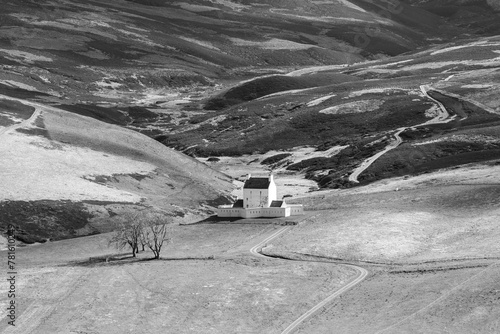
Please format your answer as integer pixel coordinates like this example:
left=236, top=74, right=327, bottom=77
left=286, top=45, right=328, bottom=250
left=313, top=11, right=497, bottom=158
left=250, top=226, right=368, bottom=334
left=348, top=85, right=455, bottom=183
left=348, top=127, right=405, bottom=183
left=0, top=94, right=43, bottom=137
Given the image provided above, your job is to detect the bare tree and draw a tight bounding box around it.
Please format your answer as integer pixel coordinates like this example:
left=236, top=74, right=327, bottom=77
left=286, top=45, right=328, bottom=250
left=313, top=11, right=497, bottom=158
left=108, top=213, right=143, bottom=257
left=139, top=233, right=147, bottom=252
left=143, top=213, right=173, bottom=259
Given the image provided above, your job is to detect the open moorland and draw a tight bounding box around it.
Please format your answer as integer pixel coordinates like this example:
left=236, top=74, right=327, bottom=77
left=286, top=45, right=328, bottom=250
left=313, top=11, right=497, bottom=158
left=167, top=35, right=500, bottom=191
left=0, top=94, right=233, bottom=244
left=1, top=163, right=499, bottom=333
left=264, top=163, right=500, bottom=333
left=1, top=1, right=500, bottom=333
left=0, top=222, right=359, bottom=334
left=5, top=0, right=500, bottom=242
left=1, top=0, right=500, bottom=224
left=1, top=0, right=470, bottom=106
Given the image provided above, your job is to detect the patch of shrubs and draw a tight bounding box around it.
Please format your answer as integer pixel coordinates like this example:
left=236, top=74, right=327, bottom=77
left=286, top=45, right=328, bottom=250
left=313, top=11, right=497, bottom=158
left=261, top=153, right=292, bottom=165
left=204, top=74, right=355, bottom=110
left=287, top=141, right=387, bottom=173
left=0, top=200, right=94, bottom=243
left=124, top=106, right=158, bottom=122
left=287, top=157, right=330, bottom=171
left=125, top=0, right=167, bottom=8
left=317, top=175, right=351, bottom=189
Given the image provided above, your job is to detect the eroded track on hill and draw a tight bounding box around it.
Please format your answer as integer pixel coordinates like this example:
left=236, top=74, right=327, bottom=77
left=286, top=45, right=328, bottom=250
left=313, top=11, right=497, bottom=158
left=250, top=225, right=368, bottom=334
left=0, top=94, right=43, bottom=137
left=348, top=85, right=457, bottom=183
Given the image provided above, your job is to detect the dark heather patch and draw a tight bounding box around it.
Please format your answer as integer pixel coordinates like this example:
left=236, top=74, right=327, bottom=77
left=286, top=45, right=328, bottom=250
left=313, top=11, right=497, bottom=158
left=0, top=84, right=51, bottom=99
left=85, top=173, right=151, bottom=184
left=0, top=115, right=16, bottom=127
left=0, top=200, right=94, bottom=243
left=172, top=211, right=186, bottom=218
left=55, top=104, right=130, bottom=126
left=128, top=173, right=151, bottom=181
left=261, top=153, right=292, bottom=165
left=204, top=195, right=233, bottom=207
left=0, top=99, right=35, bottom=118
left=15, top=127, right=50, bottom=138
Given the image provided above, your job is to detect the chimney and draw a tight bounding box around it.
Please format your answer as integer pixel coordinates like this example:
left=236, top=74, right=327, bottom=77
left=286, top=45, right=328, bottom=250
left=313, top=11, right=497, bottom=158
left=269, top=173, right=274, bottom=183
left=247, top=173, right=252, bottom=180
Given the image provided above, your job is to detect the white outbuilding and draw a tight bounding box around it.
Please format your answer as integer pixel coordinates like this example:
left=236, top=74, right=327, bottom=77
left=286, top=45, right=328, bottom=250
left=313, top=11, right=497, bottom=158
left=217, top=174, right=304, bottom=218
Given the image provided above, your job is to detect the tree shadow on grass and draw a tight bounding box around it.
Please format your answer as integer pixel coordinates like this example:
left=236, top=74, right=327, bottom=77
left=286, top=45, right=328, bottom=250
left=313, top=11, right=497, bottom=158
left=182, top=215, right=241, bottom=225
left=63, top=253, right=216, bottom=267
left=184, top=215, right=285, bottom=225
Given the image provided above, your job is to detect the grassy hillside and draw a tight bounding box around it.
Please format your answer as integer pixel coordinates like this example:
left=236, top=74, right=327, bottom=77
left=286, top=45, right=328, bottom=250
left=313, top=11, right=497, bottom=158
left=402, top=0, right=500, bottom=35
left=262, top=164, right=500, bottom=333
left=0, top=96, right=233, bottom=243
left=0, top=0, right=496, bottom=106
left=2, top=167, right=498, bottom=333
left=1, top=0, right=500, bottom=241
left=204, top=73, right=360, bottom=110
left=162, top=35, right=500, bottom=189
left=1, top=3, right=499, bottom=333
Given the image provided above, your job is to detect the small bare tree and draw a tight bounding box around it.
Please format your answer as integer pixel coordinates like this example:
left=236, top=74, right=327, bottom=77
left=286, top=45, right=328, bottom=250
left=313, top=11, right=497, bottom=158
left=142, top=213, right=173, bottom=260
left=108, top=213, right=143, bottom=257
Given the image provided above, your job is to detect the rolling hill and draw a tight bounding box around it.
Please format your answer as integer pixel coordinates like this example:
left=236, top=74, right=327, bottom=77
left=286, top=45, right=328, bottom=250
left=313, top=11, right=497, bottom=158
left=1, top=0, right=500, bottom=241
left=1, top=2, right=500, bottom=333
left=163, top=34, right=500, bottom=189
left=0, top=95, right=233, bottom=243
left=1, top=0, right=499, bottom=106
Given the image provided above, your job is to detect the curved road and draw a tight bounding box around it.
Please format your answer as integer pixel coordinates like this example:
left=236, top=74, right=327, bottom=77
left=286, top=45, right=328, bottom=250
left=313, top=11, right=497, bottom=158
left=348, top=127, right=405, bottom=183
left=250, top=225, right=369, bottom=334
left=348, top=85, right=455, bottom=183
left=249, top=226, right=291, bottom=257
left=0, top=94, right=46, bottom=137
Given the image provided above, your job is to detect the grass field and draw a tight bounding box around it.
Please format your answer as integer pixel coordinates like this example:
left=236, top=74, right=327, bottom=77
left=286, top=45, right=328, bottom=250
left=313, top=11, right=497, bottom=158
left=2, top=161, right=500, bottom=333
left=0, top=222, right=357, bottom=334
left=294, top=264, right=500, bottom=334
left=259, top=163, right=500, bottom=333
left=269, top=182, right=500, bottom=263
left=1, top=2, right=500, bottom=332
left=0, top=259, right=355, bottom=334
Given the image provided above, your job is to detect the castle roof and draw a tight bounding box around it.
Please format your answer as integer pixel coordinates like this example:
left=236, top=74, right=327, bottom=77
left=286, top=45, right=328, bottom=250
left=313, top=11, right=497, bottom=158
left=243, top=177, right=270, bottom=189
left=270, top=200, right=284, bottom=207
left=232, top=199, right=244, bottom=208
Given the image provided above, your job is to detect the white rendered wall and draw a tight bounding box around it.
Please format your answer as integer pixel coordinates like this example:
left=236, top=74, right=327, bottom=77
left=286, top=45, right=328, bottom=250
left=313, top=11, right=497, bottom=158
left=288, top=205, right=304, bottom=216
left=217, top=208, right=244, bottom=217
left=243, top=188, right=269, bottom=208
left=217, top=207, right=301, bottom=218
left=268, top=176, right=277, bottom=206
left=242, top=208, right=289, bottom=218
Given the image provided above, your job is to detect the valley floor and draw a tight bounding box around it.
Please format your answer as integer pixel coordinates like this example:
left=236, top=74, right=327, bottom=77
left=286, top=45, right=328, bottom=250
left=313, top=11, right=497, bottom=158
left=2, top=167, right=499, bottom=334
left=0, top=222, right=359, bottom=334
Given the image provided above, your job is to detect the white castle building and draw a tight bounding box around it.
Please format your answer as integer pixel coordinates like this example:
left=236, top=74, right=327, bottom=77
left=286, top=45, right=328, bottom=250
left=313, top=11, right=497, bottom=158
left=217, top=174, right=304, bottom=218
